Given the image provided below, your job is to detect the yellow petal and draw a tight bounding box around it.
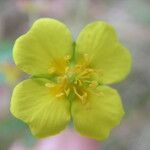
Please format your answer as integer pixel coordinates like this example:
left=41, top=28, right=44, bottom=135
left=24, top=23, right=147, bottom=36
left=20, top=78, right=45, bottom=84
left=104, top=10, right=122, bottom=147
left=10, top=78, right=71, bottom=138
left=71, top=86, right=124, bottom=140
left=76, top=21, right=131, bottom=84
left=13, top=18, right=73, bottom=76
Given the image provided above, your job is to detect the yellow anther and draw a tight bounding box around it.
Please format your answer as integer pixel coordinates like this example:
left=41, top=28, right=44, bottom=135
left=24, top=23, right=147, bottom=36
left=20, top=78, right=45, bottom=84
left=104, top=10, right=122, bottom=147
left=45, top=83, right=55, bottom=88
left=56, top=92, right=65, bottom=98
left=65, top=88, right=70, bottom=96
left=78, top=68, right=94, bottom=78
left=73, top=87, right=83, bottom=100
left=79, top=70, right=89, bottom=76
left=75, top=65, right=82, bottom=70
left=57, top=75, right=67, bottom=84
left=89, top=81, right=98, bottom=88
left=83, top=92, right=87, bottom=98
left=64, top=55, right=71, bottom=62
left=87, top=68, right=94, bottom=73
left=73, top=86, right=87, bottom=103
left=94, top=92, right=104, bottom=97
left=80, top=92, right=87, bottom=104
left=78, top=79, right=82, bottom=86
left=46, top=54, right=103, bottom=102
left=48, top=67, right=56, bottom=74
left=74, top=79, right=82, bottom=86
left=65, top=66, right=69, bottom=73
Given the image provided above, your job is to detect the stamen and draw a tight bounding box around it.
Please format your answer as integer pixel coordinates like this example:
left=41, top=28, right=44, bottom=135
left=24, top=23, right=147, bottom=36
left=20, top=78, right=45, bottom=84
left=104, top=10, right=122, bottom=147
left=89, top=81, right=98, bottom=88
left=79, top=70, right=89, bottom=76
left=81, top=92, right=87, bottom=104
left=90, top=90, right=104, bottom=97
left=65, top=66, right=69, bottom=73
left=65, top=88, right=70, bottom=96
left=75, top=64, right=82, bottom=68
left=74, top=79, right=82, bottom=86
left=73, top=86, right=87, bottom=103
left=57, top=75, right=67, bottom=84
left=64, top=55, right=71, bottom=63
left=78, top=79, right=82, bottom=86
left=47, top=55, right=102, bottom=103
left=45, top=83, right=55, bottom=88
left=87, top=68, right=94, bottom=73
left=83, top=92, right=87, bottom=99
left=73, top=86, right=83, bottom=100
left=56, top=92, right=65, bottom=98
left=77, top=68, right=94, bottom=80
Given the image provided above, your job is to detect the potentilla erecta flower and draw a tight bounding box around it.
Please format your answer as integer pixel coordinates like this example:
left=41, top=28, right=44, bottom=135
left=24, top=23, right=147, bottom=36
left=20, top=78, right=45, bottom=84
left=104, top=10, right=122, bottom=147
left=10, top=18, right=132, bottom=140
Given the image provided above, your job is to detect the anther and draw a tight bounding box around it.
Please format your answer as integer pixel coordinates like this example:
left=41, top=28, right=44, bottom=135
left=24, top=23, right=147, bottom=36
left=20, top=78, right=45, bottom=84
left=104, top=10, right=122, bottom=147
left=45, top=83, right=55, bottom=88
left=56, top=92, right=65, bottom=98
left=80, top=92, right=87, bottom=104
left=83, top=92, right=87, bottom=99
left=87, top=68, right=94, bottom=73
left=65, top=66, right=69, bottom=73
left=73, top=87, right=87, bottom=103
left=78, top=79, right=82, bottom=86
left=75, top=65, right=82, bottom=70
left=64, top=55, right=71, bottom=62
left=73, top=87, right=83, bottom=100
left=65, top=88, right=70, bottom=96
left=94, top=92, right=104, bottom=97
left=89, top=81, right=98, bottom=88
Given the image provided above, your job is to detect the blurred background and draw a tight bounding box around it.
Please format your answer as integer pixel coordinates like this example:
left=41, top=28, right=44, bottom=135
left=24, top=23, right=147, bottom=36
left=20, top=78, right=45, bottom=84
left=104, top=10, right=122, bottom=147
left=0, top=0, right=150, bottom=150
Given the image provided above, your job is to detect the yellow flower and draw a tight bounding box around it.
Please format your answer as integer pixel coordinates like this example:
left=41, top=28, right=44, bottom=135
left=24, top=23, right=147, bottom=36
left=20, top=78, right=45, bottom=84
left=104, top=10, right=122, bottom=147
left=10, top=18, right=131, bottom=140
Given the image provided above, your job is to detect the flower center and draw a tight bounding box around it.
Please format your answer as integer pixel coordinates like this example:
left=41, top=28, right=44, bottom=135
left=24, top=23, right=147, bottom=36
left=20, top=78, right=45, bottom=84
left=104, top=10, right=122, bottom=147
left=45, top=54, right=102, bottom=104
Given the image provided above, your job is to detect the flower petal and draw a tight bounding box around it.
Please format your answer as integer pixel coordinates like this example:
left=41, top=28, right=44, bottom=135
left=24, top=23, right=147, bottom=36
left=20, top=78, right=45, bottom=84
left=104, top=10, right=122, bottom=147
left=76, top=21, right=131, bottom=84
left=10, top=78, right=71, bottom=138
left=71, top=86, right=124, bottom=140
left=13, top=18, right=73, bottom=75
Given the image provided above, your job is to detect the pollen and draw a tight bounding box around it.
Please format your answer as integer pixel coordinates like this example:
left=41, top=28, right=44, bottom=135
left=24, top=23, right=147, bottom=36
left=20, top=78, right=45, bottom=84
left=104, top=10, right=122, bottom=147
left=45, top=54, right=101, bottom=103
